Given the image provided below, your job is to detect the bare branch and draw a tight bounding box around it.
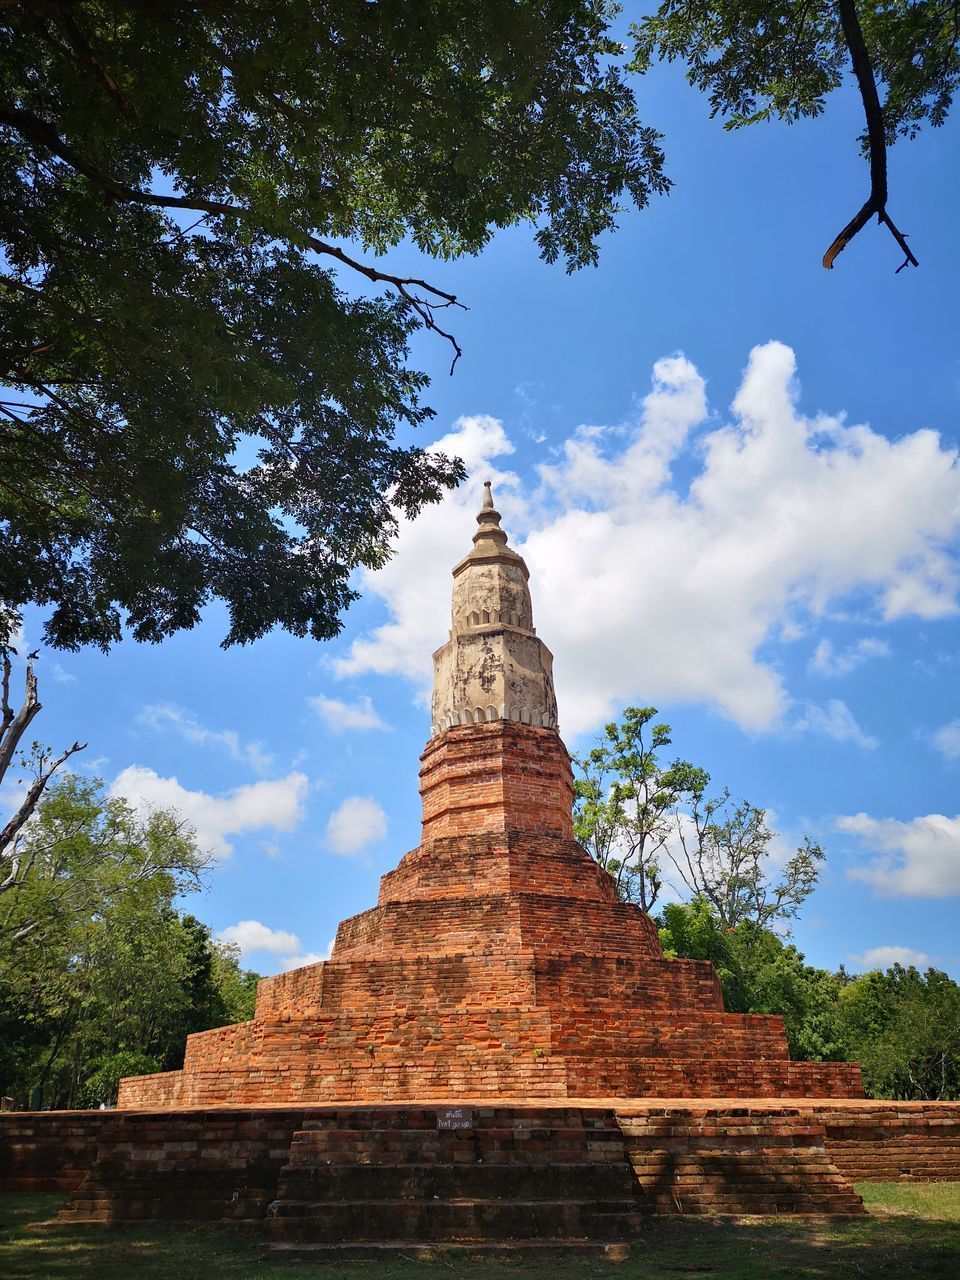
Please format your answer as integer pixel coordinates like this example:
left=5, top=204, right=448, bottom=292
left=0, top=740, right=87, bottom=889
left=823, top=0, right=919, bottom=271
left=0, top=652, right=42, bottom=783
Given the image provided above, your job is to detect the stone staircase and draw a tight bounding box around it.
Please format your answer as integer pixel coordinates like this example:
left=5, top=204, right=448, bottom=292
left=262, top=1106, right=643, bottom=1260
left=616, top=1107, right=864, bottom=1216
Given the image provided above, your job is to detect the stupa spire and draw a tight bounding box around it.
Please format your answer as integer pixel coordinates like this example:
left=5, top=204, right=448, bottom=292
left=429, top=483, right=558, bottom=736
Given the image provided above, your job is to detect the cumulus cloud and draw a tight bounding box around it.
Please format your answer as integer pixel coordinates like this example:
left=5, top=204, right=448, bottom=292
left=326, top=795, right=388, bottom=856
left=809, top=638, right=890, bottom=678
left=138, top=702, right=273, bottom=773
left=281, top=940, right=335, bottom=972
left=334, top=343, right=960, bottom=736
left=932, top=719, right=960, bottom=761
left=218, top=924, right=334, bottom=972
left=219, top=920, right=300, bottom=955
left=794, top=699, right=878, bottom=750
left=309, top=694, right=388, bottom=733
left=847, top=944, right=931, bottom=971
left=333, top=415, right=518, bottom=693
left=51, top=662, right=77, bottom=684
left=109, top=766, right=309, bottom=859
left=840, top=812, right=960, bottom=897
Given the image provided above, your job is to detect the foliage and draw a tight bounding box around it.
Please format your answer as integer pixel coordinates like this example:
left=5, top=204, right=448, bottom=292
left=670, top=788, right=825, bottom=931
left=575, top=706, right=824, bottom=932
left=0, top=1, right=668, bottom=651
left=836, top=965, right=960, bottom=1101
left=658, top=899, right=846, bottom=1060
left=634, top=2, right=959, bottom=142
left=572, top=707, right=706, bottom=911
left=0, top=775, right=261, bottom=1107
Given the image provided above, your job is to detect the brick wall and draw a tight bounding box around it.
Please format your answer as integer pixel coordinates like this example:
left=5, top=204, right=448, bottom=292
left=419, top=721, right=574, bottom=840
left=815, top=1104, right=960, bottom=1181
left=0, top=1110, right=109, bottom=1192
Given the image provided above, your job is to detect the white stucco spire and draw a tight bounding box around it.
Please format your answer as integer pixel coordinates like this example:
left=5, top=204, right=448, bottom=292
left=429, top=485, right=559, bottom=736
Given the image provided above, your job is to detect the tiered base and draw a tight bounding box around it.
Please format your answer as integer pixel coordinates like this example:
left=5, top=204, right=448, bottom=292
left=4, top=1100, right=959, bottom=1240
left=117, top=824, right=862, bottom=1107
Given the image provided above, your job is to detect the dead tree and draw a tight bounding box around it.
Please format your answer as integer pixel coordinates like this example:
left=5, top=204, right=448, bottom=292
left=1, top=647, right=85, bottom=897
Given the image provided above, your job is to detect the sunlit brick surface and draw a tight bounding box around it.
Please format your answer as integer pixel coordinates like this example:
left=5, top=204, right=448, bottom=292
left=118, top=723, right=862, bottom=1108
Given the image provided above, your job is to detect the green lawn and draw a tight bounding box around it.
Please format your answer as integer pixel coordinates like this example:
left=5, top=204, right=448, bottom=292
left=1, top=1187, right=959, bottom=1280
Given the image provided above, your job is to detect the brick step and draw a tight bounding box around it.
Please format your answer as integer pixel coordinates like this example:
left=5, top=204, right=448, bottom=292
left=634, top=1195, right=862, bottom=1215
left=265, top=1197, right=642, bottom=1242
left=277, top=1163, right=635, bottom=1200
left=261, top=1240, right=634, bottom=1261
left=288, top=1133, right=627, bottom=1165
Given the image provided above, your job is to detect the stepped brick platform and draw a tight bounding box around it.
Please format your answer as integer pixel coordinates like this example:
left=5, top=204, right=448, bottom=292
left=3, top=1099, right=959, bottom=1238
left=116, top=727, right=863, bottom=1110
left=0, top=1110, right=110, bottom=1193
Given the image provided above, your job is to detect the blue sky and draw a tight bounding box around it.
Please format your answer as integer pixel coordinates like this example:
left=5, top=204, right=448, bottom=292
left=9, top=51, right=960, bottom=983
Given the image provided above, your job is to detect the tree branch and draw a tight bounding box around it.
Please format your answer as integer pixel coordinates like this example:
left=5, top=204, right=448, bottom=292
left=0, top=652, right=42, bottom=783
left=0, top=739, right=87, bottom=888
left=823, top=0, right=919, bottom=271
left=36, top=0, right=136, bottom=119
left=0, top=104, right=466, bottom=369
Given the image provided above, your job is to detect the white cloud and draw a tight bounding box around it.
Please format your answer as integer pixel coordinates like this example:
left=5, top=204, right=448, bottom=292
left=281, top=942, right=334, bottom=972
left=335, top=343, right=960, bottom=736
left=326, top=795, right=387, bottom=856
left=219, top=920, right=301, bottom=955
left=794, top=699, right=878, bottom=750
left=51, top=662, right=77, bottom=684
left=219, top=924, right=335, bottom=972
left=809, top=637, right=890, bottom=678
left=848, top=944, right=930, bottom=971
left=932, top=719, right=960, bottom=761
left=333, top=415, right=519, bottom=694
left=840, top=811, right=960, bottom=897
left=137, top=702, right=273, bottom=774
left=309, top=694, right=388, bottom=733
left=109, top=766, right=309, bottom=859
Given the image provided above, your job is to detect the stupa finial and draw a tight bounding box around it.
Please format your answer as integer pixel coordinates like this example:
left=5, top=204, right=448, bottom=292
left=473, top=479, right=506, bottom=547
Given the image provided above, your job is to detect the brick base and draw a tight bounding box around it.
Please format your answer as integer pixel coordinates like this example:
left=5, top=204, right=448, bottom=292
left=4, top=1100, right=959, bottom=1230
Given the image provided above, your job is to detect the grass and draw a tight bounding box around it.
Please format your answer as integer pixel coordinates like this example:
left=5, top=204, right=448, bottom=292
left=1, top=1186, right=959, bottom=1280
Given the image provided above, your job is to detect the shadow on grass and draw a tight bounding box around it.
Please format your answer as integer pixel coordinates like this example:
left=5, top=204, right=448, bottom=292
left=1, top=1192, right=959, bottom=1280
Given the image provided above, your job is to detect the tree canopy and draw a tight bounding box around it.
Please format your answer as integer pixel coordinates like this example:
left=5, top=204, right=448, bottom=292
left=0, top=0, right=667, bottom=652
left=0, top=774, right=260, bottom=1108
left=573, top=706, right=706, bottom=912
left=3, top=3, right=956, bottom=651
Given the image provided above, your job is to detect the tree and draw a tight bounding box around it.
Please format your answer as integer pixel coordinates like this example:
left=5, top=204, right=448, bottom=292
left=0, top=774, right=260, bottom=1107
left=669, top=788, right=825, bottom=933
left=836, top=965, right=960, bottom=1100
left=1, top=646, right=84, bottom=912
left=573, top=706, right=707, bottom=910
left=633, top=1, right=959, bottom=269
left=0, top=1, right=668, bottom=652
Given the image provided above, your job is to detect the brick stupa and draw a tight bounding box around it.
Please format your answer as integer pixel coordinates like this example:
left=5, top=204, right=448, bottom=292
left=119, top=485, right=863, bottom=1108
